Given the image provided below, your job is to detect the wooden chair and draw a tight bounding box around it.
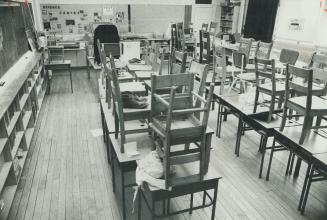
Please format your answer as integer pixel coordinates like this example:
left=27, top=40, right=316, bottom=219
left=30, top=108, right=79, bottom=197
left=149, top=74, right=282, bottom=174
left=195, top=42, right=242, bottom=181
left=170, top=49, right=187, bottom=74
left=199, top=30, right=211, bottom=65
left=150, top=73, right=215, bottom=188
left=229, top=51, right=256, bottom=93
left=188, top=61, right=210, bottom=97
left=253, top=58, right=285, bottom=122
left=256, top=41, right=273, bottom=59
left=233, top=33, right=242, bottom=43
left=280, top=64, right=327, bottom=144
left=213, top=45, right=230, bottom=95
left=248, top=40, right=260, bottom=63
left=110, top=61, right=151, bottom=153
left=238, top=38, right=253, bottom=64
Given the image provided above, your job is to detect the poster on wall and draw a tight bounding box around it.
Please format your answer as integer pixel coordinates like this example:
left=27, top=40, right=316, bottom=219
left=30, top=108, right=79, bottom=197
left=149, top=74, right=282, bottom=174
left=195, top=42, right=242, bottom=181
left=103, top=6, right=114, bottom=16
left=288, top=18, right=304, bottom=31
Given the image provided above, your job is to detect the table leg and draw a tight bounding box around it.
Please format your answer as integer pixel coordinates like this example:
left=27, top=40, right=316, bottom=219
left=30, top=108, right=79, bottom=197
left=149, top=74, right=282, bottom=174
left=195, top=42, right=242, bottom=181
left=259, top=135, right=268, bottom=178
left=138, top=190, right=142, bottom=220
left=266, top=138, right=275, bottom=181
left=300, top=164, right=314, bottom=214
left=216, top=102, right=221, bottom=137
left=298, top=163, right=312, bottom=211
left=294, top=158, right=302, bottom=177
left=235, top=115, right=243, bottom=156
left=285, top=152, right=293, bottom=176
left=189, top=193, right=194, bottom=214
left=69, top=67, right=73, bottom=93
left=111, top=141, right=115, bottom=192
left=121, top=168, right=126, bottom=220
left=211, top=181, right=218, bottom=220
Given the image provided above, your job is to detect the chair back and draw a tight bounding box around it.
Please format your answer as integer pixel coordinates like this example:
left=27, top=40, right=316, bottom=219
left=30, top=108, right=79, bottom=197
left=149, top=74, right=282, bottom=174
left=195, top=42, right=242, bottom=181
left=255, top=57, right=276, bottom=92
left=233, top=33, right=241, bottom=43
left=249, top=40, right=260, bottom=61
left=214, top=45, right=227, bottom=94
left=285, top=65, right=313, bottom=111
left=48, top=46, right=64, bottom=63
left=239, top=37, right=253, bottom=63
left=188, top=61, right=209, bottom=96
left=209, top=22, right=218, bottom=36
left=279, top=49, right=299, bottom=65
left=256, top=41, right=273, bottom=59
left=309, top=53, right=327, bottom=94
left=103, top=42, right=121, bottom=58
left=232, top=51, right=246, bottom=69
left=170, top=49, right=187, bottom=74
left=171, top=23, right=178, bottom=51
left=199, top=30, right=211, bottom=64
left=201, top=23, right=208, bottom=32
left=176, top=22, right=185, bottom=51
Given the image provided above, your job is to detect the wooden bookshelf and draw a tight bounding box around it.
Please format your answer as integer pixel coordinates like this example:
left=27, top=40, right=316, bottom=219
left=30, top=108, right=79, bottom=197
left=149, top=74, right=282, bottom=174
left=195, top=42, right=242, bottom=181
left=220, top=1, right=240, bottom=34
left=0, top=51, right=46, bottom=219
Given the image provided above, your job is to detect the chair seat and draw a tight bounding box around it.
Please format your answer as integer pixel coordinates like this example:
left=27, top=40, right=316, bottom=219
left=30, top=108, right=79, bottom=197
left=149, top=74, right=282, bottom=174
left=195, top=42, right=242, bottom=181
left=135, top=71, right=157, bottom=79
left=226, top=65, right=242, bottom=73
left=258, top=82, right=286, bottom=94
left=120, top=82, right=146, bottom=94
left=239, top=72, right=256, bottom=81
left=289, top=96, right=327, bottom=111
left=127, top=64, right=153, bottom=71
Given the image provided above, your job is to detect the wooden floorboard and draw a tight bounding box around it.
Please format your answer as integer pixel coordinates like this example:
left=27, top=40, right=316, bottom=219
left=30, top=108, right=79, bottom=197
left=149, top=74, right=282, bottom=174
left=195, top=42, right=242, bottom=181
left=8, top=69, right=327, bottom=220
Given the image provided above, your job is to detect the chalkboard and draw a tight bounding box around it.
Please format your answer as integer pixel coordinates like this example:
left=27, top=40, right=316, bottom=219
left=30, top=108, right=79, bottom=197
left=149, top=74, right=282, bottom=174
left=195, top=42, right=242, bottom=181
left=0, top=4, right=30, bottom=79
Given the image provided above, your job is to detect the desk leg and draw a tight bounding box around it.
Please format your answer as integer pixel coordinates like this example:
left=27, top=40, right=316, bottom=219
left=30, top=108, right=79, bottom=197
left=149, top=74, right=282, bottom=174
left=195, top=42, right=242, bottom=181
left=216, top=102, right=222, bottom=137
left=211, top=180, right=218, bottom=220
left=298, top=163, right=312, bottom=212
left=69, top=67, right=73, bottom=93
left=121, top=169, right=126, bottom=220
left=266, top=138, right=276, bottom=181
left=259, top=135, right=268, bottom=178
left=235, top=115, right=243, bottom=156
left=300, top=164, right=314, bottom=214
left=111, top=142, right=116, bottom=192
left=189, top=193, right=194, bottom=214
left=294, top=158, right=302, bottom=177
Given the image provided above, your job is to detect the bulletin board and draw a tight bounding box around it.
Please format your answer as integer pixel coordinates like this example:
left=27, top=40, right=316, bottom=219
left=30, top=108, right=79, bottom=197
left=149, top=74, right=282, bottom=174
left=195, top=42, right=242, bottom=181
left=0, top=4, right=30, bottom=79
left=274, top=0, right=327, bottom=48
left=41, top=4, right=129, bottom=35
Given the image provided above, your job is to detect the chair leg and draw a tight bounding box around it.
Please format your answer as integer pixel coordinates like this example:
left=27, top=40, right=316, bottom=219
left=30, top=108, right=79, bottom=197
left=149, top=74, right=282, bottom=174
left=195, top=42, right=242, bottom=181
left=277, top=95, right=283, bottom=109
left=316, top=116, right=322, bottom=128
left=267, top=95, right=275, bottom=123
left=253, top=90, right=259, bottom=113
left=279, top=105, right=288, bottom=131
left=299, top=115, right=312, bottom=144
left=300, top=165, right=314, bottom=214
left=114, top=112, right=119, bottom=139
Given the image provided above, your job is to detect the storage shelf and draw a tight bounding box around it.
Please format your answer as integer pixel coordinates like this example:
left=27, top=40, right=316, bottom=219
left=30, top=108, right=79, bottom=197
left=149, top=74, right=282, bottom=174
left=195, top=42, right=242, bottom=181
left=22, top=111, right=32, bottom=130
left=19, top=94, right=29, bottom=110
left=0, top=138, right=7, bottom=155
left=0, top=162, right=12, bottom=193
left=0, top=185, right=17, bottom=220
left=10, top=131, right=24, bottom=159
left=25, top=128, right=34, bottom=147
left=6, top=112, right=21, bottom=136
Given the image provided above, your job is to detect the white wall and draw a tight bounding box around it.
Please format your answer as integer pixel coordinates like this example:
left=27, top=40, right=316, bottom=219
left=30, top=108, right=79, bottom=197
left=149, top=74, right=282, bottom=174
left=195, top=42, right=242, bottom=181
left=274, top=0, right=327, bottom=48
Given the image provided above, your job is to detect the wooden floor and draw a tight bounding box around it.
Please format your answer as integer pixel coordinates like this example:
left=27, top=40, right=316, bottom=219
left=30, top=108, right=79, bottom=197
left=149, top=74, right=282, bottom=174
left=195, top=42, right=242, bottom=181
left=8, top=69, right=327, bottom=220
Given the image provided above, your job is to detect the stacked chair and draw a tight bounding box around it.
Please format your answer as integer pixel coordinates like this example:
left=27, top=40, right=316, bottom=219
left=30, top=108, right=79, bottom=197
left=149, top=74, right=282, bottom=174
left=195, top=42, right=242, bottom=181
left=150, top=73, right=214, bottom=189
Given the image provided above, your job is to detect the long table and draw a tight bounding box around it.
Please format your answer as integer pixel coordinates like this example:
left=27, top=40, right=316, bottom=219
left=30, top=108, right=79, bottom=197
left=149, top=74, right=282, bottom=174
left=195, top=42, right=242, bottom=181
left=214, top=90, right=327, bottom=214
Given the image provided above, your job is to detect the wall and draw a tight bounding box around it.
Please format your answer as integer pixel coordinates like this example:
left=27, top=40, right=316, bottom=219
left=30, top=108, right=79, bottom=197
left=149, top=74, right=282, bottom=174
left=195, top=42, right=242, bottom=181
left=273, top=0, right=327, bottom=49
left=40, top=0, right=195, bottom=5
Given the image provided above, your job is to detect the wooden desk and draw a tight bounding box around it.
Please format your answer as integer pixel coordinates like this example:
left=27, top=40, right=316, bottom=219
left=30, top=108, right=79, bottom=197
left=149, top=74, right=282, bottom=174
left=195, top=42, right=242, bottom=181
left=138, top=164, right=221, bottom=220
left=44, top=60, right=73, bottom=93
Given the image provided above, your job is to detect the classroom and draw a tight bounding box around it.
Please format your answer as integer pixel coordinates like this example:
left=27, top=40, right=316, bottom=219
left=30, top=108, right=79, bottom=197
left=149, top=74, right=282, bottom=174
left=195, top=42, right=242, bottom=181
left=0, top=0, right=327, bottom=219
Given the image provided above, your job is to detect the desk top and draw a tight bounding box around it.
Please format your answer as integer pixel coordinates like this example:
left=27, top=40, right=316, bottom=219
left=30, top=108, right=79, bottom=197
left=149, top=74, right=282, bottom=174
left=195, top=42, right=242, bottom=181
left=275, top=126, right=327, bottom=155
left=314, top=153, right=327, bottom=168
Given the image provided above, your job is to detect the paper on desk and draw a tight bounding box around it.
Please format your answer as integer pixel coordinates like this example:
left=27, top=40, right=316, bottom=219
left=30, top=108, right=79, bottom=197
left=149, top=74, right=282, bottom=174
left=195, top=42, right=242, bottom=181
left=125, top=142, right=140, bottom=157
